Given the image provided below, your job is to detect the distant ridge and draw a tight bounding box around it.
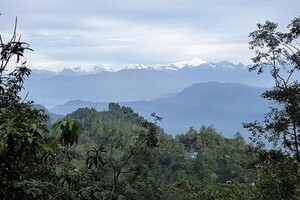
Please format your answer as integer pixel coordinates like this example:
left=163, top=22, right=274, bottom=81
left=49, top=82, right=268, bottom=137
left=31, top=58, right=244, bottom=75
left=24, top=60, right=274, bottom=109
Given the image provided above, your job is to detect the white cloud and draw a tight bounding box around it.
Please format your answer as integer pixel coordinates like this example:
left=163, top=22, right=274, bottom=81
left=27, top=54, right=66, bottom=71
left=1, top=0, right=299, bottom=70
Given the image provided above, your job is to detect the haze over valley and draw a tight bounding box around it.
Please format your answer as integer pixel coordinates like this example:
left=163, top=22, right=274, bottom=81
left=25, top=59, right=272, bottom=107
left=22, top=59, right=272, bottom=136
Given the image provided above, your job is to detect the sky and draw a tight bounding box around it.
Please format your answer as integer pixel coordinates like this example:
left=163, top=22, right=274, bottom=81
left=1, top=0, right=299, bottom=71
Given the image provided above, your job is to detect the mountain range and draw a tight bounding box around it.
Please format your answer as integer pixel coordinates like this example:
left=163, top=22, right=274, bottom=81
left=49, top=82, right=269, bottom=137
left=23, top=58, right=273, bottom=108
left=30, top=58, right=208, bottom=76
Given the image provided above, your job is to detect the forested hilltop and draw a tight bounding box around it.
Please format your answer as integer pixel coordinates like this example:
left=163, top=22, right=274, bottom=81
left=1, top=15, right=300, bottom=200
left=65, top=103, right=257, bottom=199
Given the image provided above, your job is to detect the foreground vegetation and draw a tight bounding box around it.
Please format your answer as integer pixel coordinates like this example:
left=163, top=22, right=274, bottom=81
left=0, top=16, right=299, bottom=199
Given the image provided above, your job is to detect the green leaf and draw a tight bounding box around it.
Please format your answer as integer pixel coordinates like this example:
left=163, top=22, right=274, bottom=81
left=55, top=166, right=62, bottom=177
left=31, top=123, right=37, bottom=131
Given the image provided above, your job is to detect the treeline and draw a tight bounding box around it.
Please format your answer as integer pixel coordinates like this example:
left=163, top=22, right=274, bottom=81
left=65, top=103, right=257, bottom=199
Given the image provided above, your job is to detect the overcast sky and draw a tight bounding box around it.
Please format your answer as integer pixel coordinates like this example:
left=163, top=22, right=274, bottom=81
left=1, top=0, right=299, bottom=71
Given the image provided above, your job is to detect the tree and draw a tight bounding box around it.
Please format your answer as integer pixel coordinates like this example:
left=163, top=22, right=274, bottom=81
left=244, top=16, right=300, bottom=162
left=51, top=118, right=80, bottom=147
left=0, top=17, right=47, bottom=199
left=244, top=16, right=300, bottom=199
left=0, top=18, right=80, bottom=200
left=66, top=105, right=162, bottom=200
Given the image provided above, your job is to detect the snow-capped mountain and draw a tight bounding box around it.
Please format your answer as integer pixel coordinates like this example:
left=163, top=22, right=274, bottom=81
left=58, top=66, right=87, bottom=76
left=125, top=64, right=150, bottom=70
left=124, top=58, right=207, bottom=71
left=210, top=60, right=246, bottom=69
left=30, top=58, right=246, bottom=76
left=122, top=58, right=245, bottom=72
left=171, top=58, right=207, bottom=68
left=23, top=59, right=274, bottom=109
left=91, top=64, right=115, bottom=73
left=56, top=65, right=115, bottom=76
left=152, top=58, right=206, bottom=71
left=30, top=69, right=56, bottom=79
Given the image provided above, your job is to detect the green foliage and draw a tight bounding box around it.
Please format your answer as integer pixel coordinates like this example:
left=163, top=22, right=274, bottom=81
left=0, top=18, right=47, bottom=199
left=65, top=104, right=161, bottom=199
left=0, top=18, right=82, bottom=200
left=253, top=150, right=300, bottom=200
left=60, top=105, right=256, bottom=199
left=244, top=16, right=300, bottom=199
left=51, top=119, right=80, bottom=147
left=86, top=145, right=106, bottom=169
left=153, top=125, right=256, bottom=199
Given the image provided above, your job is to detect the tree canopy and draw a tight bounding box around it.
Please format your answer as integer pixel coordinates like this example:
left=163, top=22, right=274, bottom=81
left=244, top=16, right=300, bottom=199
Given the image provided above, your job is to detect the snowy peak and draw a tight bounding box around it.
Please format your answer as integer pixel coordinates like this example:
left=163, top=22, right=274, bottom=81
left=72, top=66, right=87, bottom=74
left=91, top=64, right=115, bottom=73
left=171, top=58, right=207, bottom=69
left=58, top=65, right=116, bottom=76
left=152, top=58, right=207, bottom=71
left=58, top=66, right=87, bottom=76
left=125, top=64, right=150, bottom=70
left=30, top=69, right=56, bottom=79
left=31, top=59, right=245, bottom=76
left=208, top=61, right=242, bottom=69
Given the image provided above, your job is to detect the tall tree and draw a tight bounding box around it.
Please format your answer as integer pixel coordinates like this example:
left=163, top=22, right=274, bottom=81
left=244, top=16, right=300, bottom=200
left=244, top=16, right=300, bottom=162
left=0, top=18, right=80, bottom=200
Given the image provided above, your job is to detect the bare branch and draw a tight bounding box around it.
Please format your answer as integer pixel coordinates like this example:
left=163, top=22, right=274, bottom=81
left=9, top=17, right=18, bottom=43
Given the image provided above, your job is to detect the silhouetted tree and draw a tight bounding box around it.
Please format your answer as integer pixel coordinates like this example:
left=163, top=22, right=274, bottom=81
left=244, top=16, right=300, bottom=162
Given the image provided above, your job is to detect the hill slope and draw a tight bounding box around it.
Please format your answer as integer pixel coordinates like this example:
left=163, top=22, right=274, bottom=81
left=50, top=82, right=268, bottom=137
